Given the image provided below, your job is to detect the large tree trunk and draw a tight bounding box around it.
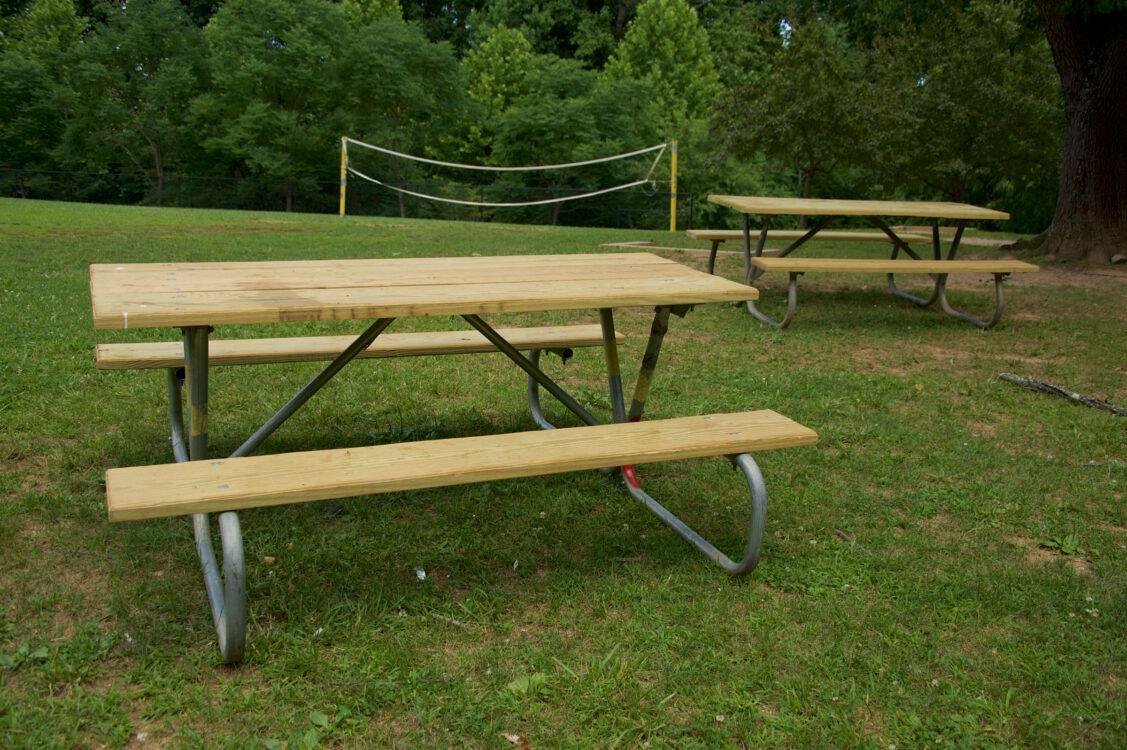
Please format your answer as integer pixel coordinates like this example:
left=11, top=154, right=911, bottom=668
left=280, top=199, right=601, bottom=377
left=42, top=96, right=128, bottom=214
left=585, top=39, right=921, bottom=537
left=1035, top=1, right=1127, bottom=264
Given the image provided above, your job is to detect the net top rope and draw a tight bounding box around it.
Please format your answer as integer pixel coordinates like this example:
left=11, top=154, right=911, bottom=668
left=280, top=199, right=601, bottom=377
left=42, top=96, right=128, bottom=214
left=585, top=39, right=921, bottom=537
left=343, top=138, right=668, bottom=209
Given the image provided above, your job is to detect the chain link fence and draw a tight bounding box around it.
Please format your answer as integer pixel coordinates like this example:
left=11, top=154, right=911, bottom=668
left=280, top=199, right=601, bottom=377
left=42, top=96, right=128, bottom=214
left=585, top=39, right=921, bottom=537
left=1, top=168, right=695, bottom=230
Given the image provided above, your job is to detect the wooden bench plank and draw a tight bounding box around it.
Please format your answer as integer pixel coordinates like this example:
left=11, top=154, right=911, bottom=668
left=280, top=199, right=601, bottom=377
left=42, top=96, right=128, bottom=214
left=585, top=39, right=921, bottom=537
left=686, top=229, right=931, bottom=244
left=96, top=324, right=621, bottom=370
left=106, top=411, right=818, bottom=521
left=750, top=258, right=1039, bottom=274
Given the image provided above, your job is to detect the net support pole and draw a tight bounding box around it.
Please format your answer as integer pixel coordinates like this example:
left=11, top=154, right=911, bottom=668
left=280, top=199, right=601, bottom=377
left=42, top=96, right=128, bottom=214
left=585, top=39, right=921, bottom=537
left=338, top=136, right=347, bottom=217
left=669, top=140, right=678, bottom=233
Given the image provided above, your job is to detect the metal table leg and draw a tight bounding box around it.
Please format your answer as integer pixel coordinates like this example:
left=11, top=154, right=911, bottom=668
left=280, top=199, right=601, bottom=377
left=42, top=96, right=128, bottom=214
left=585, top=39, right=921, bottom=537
left=746, top=272, right=801, bottom=328
left=937, top=272, right=1011, bottom=329
left=612, top=306, right=771, bottom=576
left=177, top=326, right=246, bottom=664
left=174, top=318, right=398, bottom=663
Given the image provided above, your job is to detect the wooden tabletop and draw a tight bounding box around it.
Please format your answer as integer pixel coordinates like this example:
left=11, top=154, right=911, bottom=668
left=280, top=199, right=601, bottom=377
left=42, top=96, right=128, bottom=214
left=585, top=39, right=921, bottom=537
left=708, top=195, right=1010, bottom=221
left=90, top=252, right=756, bottom=330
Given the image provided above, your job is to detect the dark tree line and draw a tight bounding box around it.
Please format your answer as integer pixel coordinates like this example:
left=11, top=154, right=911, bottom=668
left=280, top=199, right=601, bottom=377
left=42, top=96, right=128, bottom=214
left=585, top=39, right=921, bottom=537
left=1, top=0, right=1122, bottom=259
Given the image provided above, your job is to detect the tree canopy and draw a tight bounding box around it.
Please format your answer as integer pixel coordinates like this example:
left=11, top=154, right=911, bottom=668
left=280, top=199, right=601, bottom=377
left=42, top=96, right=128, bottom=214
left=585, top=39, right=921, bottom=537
left=3, top=0, right=1109, bottom=251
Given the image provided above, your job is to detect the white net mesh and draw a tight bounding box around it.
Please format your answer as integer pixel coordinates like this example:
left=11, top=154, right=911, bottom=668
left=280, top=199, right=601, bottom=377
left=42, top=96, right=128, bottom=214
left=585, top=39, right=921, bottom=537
left=343, top=138, right=668, bottom=209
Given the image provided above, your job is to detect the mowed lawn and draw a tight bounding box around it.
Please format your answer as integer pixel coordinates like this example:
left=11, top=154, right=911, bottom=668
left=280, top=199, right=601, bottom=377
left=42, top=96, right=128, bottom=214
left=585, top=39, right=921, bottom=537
left=0, top=198, right=1124, bottom=748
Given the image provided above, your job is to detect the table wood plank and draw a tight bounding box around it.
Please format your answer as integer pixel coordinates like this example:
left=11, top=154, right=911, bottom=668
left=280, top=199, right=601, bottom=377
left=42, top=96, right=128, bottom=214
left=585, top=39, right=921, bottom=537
left=685, top=229, right=931, bottom=243
left=91, top=253, right=694, bottom=295
left=708, top=195, right=1010, bottom=221
left=91, top=253, right=756, bottom=330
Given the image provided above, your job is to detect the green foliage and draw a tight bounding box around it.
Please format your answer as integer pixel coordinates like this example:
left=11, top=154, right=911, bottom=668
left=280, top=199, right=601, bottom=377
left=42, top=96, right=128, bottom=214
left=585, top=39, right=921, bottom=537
left=341, top=0, right=401, bottom=26
left=337, top=15, right=467, bottom=154
left=470, top=0, right=639, bottom=67
left=506, top=672, right=550, bottom=701
left=718, top=18, right=870, bottom=200
left=605, top=0, right=719, bottom=131
left=464, top=25, right=535, bottom=116
left=58, top=0, right=203, bottom=182
left=486, top=57, right=661, bottom=222
left=0, top=0, right=82, bottom=60
left=0, top=0, right=1072, bottom=231
left=193, top=0, right=353, bottom=179
left=0, top=53, right=65, bottom=169
left=874, top=0, right=1062, bottom=216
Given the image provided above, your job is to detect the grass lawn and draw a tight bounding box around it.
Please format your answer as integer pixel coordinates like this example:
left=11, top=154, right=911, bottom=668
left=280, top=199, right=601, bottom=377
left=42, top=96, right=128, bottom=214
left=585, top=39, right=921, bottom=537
left=1, top=198, right=1124, bottom=748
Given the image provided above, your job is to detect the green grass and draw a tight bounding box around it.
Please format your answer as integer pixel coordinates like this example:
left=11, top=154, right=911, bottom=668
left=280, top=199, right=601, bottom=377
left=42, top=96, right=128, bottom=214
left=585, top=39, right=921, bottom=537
left=1, top=198, right=1124, bottom=748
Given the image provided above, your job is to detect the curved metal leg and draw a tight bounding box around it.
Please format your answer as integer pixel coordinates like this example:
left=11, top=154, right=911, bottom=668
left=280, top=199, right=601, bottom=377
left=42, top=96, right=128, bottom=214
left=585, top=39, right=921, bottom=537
left=526, top=348, right=555, bottom=430
left=193, top=512, right=246, bottom=663
left=176, top=328, right=248, bottom=663
left=706, top=240, right=721, bottom=275
left=937, top=273, right=1008, bottom=329
left=888, top=272, right=943, bottom=307
left=746, top=272, right=799, bottom=327
left=621, top=454, right=768, bottom=577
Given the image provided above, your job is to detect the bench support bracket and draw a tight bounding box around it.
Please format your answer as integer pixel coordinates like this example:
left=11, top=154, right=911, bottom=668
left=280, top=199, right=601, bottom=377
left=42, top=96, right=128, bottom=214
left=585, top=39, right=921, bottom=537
left=610, top=306, right=768, bottom=575
left=623, top=454, right=768, bottom=576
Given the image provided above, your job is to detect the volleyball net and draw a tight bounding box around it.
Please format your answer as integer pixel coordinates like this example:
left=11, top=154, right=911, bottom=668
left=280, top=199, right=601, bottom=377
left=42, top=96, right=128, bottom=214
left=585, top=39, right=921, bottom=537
left=339, top=137, right=674, bottom=222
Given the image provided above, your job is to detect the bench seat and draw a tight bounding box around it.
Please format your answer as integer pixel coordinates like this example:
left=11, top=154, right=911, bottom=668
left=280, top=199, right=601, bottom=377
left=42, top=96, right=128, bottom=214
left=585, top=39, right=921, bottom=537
left=106, top=410, right=818, bottom=522
left=746, top=257, right=1038, bottom=329
left=96, top=324, right=619, bottom=370
left=749, top=257, right=1038, bottom=274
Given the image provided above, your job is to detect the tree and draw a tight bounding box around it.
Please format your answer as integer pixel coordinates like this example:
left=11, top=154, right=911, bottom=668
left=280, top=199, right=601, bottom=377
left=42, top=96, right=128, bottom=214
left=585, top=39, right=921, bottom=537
left=336, top=15, right=468, bottom=216
left=470, top=0, right=640, bottom=67
left=491, top=56, right=659, bottom=224
left=191, top=0, right=353, bottom=208
left=341, top=0, right=401, bottom=26
left=459, top=25, right=535, bottom=159
left=59, top=0, right=204, bottom=199
left=717, top=19, right=869, bottom=215
left=0, top=0, right=82, bottom=59
left=1031, top=0, right=1127, bottom=263
left=0, top=53, right=66, bottom=174
left=874, top=1, right=1062, bottom=223
left=604, top=0, right=719, bottom=129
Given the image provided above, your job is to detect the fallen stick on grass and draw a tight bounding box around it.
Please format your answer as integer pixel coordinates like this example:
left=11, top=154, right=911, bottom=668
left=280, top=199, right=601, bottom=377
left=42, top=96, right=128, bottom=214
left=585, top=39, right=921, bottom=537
left=999, top=373, right=1126, bottom=417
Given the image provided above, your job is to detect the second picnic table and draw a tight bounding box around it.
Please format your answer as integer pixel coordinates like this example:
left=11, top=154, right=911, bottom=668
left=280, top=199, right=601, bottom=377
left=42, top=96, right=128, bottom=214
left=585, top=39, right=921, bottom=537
left=706, top=195, right=1037, bottom=328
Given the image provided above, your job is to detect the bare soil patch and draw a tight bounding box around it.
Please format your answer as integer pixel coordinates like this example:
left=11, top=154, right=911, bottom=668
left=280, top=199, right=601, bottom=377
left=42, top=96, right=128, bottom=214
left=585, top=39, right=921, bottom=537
left=1007, top=535, right=1091, bottom=575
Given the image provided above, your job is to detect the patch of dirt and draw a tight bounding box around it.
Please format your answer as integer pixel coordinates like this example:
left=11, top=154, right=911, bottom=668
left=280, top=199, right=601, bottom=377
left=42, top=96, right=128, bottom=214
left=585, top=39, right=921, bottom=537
left=847, top=347, right=907, bottom=376
left=922, top=513, right=963, bottom=544
left=967, top=419, right=996, bottom=437
left=1007, top=535, right=1091, bottom=575
left=8, top=454, right=50, bottom=492
left=961, top=252, right=1127, bottom=293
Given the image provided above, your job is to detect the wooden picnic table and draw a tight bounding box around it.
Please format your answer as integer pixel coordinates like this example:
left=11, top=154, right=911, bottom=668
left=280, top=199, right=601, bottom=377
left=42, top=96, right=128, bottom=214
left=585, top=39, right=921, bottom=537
left=707, top=195, right=1036, bottom=328
left=91, top=252, right=816, bottom=662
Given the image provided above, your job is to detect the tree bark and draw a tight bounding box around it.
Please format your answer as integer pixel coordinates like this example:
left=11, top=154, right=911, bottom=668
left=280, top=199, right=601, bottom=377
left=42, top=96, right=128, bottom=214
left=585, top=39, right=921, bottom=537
left=1035, top=1, right=1127, bottom=264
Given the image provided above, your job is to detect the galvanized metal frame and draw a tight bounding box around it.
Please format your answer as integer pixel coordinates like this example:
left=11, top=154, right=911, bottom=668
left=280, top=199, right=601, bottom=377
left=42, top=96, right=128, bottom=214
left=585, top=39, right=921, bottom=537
left=164, top=307, right=779, bottom=662
left=606, top=306, right=770, bottom=577
left=729, top=214, right=1013, bottom=328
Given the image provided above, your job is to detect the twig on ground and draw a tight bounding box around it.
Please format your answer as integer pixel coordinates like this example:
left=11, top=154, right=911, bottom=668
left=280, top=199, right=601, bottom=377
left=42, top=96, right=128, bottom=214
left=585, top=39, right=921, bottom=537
left=999, top=373, right=1126, bottom=416
left=834, top=528, right=872, bottom=555
left=430, top=612, right=469, bottom=630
